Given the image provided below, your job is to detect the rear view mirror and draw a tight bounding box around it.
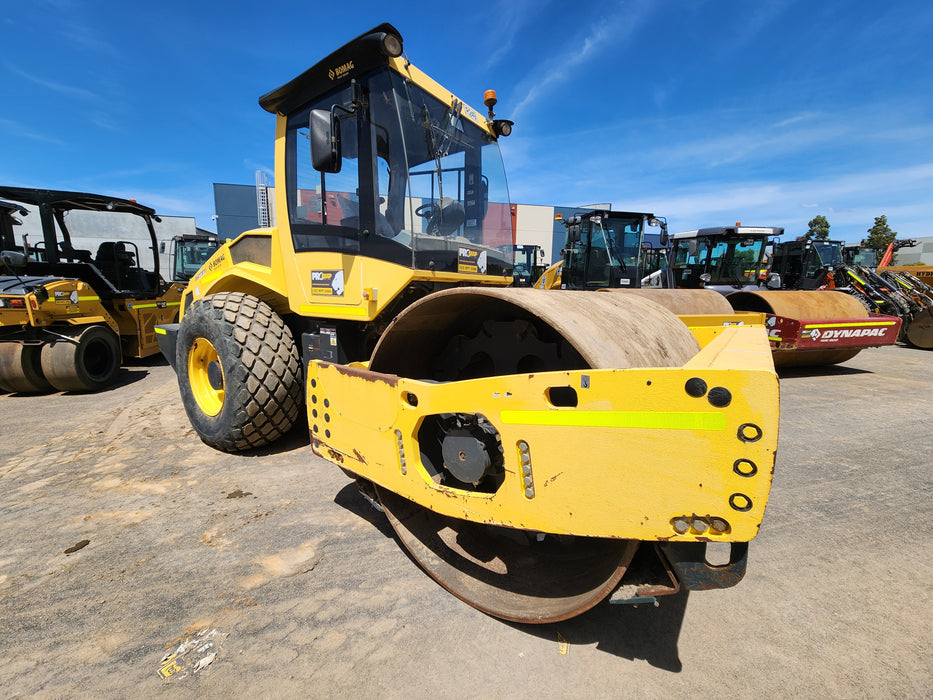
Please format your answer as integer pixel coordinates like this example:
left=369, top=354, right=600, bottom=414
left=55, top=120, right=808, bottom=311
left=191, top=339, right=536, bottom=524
left=309, top=109, right=342, bottom=173
left=1, top=250, right=27, bottom=269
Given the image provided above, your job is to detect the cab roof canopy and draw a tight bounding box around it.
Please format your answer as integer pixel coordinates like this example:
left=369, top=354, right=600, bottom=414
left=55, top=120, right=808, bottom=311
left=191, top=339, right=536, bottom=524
left=573, top=210, right=654, bottom=220
left=0, top=199, right=28, bottom=216
left=673, top=226, right=783, bottom=239
left=0, top=186, right=156, bottom=217
left=258, top=23, right=403, bottom=116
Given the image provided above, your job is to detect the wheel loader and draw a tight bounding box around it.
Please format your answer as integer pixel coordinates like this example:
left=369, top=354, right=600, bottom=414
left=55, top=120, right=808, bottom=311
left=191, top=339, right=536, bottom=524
left=0, top=187, right=183, bottom=393
left=156, top=24, right=780, bottom=623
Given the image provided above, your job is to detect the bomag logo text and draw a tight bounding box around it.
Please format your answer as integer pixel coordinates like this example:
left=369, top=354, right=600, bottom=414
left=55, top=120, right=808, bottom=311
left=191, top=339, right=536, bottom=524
left=208, top=253, right=227, bottom=271
left=328, top=61, right=355, bottom=81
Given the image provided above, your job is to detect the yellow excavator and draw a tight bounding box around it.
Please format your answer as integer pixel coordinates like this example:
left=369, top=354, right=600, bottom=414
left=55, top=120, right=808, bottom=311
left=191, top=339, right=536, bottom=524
left=157, top=24, right=779, bottom=623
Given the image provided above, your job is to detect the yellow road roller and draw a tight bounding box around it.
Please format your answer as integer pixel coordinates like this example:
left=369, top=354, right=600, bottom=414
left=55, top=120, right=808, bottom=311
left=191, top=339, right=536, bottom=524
left=0, top=188, right=182, bottom=393
left=539, top=214, right=902, bottom=366
left=156, top=24, right=779, bottom=622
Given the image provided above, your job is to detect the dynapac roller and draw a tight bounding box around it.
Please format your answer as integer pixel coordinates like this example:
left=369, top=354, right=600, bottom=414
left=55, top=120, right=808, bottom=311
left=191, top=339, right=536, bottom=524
left=157, top=24, right=779, bottom=622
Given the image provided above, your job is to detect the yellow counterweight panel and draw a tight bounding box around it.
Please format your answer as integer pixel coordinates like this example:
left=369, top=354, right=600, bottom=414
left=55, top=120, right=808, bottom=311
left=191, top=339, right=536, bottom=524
left=307, top=325, right=777, bottom=543
left=13, top=280, right=121, bottom=336
left=675, top=312, right=768, bottom=349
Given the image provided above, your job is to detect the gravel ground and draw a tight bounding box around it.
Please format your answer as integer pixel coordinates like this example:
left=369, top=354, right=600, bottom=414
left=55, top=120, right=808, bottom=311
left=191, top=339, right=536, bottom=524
left=0, top=344, right=930, bottom=698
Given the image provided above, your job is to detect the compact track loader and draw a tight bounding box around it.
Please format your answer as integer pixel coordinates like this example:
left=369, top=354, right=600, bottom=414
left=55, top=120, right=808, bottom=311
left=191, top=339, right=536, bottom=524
left=158, top=24, right=779, bottom=623
left=0, top=188, right=182, bottom=393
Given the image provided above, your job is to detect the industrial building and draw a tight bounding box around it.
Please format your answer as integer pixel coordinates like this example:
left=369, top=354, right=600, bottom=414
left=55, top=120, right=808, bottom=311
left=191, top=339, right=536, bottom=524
left=211, top=182, right=667, bottom=265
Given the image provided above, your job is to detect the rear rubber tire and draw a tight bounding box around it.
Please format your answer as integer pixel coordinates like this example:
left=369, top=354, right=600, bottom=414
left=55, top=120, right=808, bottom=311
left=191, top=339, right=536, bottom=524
left=0, top=343, right=54, bottom=393
left=176, top=292, right=302, bottom=452
left=41, top=325, right=121, bottom=392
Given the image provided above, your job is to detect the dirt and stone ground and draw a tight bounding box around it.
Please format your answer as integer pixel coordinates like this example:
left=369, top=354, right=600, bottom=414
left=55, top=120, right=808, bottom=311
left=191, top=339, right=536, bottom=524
left=1, top=344, right=930, bottom=697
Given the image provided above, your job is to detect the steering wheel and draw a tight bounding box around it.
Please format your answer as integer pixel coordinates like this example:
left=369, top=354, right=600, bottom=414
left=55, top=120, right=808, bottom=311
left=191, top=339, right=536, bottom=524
left=416, top=198, right=466, bottom=236
left=57, top=240, right=77, bottom=260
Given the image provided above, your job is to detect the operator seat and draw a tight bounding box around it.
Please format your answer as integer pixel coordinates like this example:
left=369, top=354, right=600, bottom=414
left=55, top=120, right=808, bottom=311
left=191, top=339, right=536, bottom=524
left=95, top=241, right=135, bottom=289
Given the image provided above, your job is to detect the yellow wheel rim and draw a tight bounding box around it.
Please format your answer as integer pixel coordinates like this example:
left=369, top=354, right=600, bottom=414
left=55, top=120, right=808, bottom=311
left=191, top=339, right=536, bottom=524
left=188, top=337, right=225, bottom=416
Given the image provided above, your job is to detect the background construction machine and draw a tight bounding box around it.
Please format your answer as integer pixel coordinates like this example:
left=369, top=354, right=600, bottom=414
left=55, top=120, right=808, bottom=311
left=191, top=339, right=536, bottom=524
left=663, top=227, right=903, bottom=365
left=0, top=187, right=182, bottom=393
left=760, top=236, right=932, bottom=349
left=535, top=209, right=667, bottom=291
left=537, top=216, right=901, bottom=365
left=157, top=24, right=779, bottom=623
left=159, top=232, right=221, bottom=282
left=509, top=243, right=546, bottom=287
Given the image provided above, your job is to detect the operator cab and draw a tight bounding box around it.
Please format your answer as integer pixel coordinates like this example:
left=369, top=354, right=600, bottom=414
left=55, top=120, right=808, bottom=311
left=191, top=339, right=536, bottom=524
left=261, top=24, right=514, bottom=277
left=770, top=239, right=845, bottom=289
left=510, top=244, right=545, bottom=287
left=560, top=210, right=657, bottom=289
left=0, top=186, right=167, bottom=298
left=667, top=226, right=779, bottom=293
left=843, top=245, right=879, bottom=268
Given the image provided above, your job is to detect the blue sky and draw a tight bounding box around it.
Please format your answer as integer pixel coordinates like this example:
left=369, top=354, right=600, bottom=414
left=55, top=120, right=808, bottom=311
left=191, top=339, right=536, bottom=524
left=2, top=0, right=931, bottom=243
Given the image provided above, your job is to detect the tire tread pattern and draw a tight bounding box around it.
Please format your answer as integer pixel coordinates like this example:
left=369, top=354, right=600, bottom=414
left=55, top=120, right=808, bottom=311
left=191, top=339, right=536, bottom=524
left=179, top=292, right=302, bottom=452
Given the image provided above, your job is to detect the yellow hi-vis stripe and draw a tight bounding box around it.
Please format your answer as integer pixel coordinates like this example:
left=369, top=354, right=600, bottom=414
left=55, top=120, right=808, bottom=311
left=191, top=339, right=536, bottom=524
left=499, top=410, right=727, bottom=431
left=802, top=320, right=897, bottom=329
left=131, top=302, right=181, bottom=309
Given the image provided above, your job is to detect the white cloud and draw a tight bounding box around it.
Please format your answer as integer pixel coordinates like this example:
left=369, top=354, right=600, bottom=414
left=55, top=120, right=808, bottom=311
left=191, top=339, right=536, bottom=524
left=0, top=118, right=66, bottom=145
left=480, top=0, right=542, bottom=71
left=511, top=3, right=653, bottom=118
left=243, top=159, right=274, bottom=181
left=632, top=163, right=933, bottom=240
left=3, top=61, right=98, bottom=100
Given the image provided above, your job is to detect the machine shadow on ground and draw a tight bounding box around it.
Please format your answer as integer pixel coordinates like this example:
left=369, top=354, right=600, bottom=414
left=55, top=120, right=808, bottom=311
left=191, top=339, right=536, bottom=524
left=507, top=590, right=689, bottom=670
left=333, top=482, right=401, bottom=539
left=334, top=481, right=688, bottom=669
left=777, top=364, right=872, bottom=380
left=0, top=366, right=152, bottom=397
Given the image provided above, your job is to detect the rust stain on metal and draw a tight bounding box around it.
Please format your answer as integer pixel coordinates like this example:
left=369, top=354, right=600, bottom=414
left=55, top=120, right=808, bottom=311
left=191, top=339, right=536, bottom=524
left=352, top=449, right=367, bottom=465
left=543, top=471, right=564, bottom=488
left=328, top=362, right=400, bottom=387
